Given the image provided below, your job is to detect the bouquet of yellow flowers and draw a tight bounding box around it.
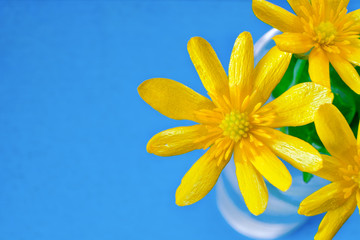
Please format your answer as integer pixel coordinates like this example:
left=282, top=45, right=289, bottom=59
left=138, top=1, right=360, bottom=239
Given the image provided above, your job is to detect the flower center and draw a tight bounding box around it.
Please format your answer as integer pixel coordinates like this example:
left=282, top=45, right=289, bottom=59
left=354, top=154, right=360, bottom=187
left=314, top=21, right=337, bottom=45
left=341, top=159, right=360, bottom=198
left=219, top=111, right=250, bottom=142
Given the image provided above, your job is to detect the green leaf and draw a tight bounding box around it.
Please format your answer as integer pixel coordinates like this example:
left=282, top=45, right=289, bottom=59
left=293, top=59, right=310, bottom=84
left=272, top=56, right=297, bottom=98
left=330, top=65, right=358, bottom=124
left=303, top=172, right=313, bottom=183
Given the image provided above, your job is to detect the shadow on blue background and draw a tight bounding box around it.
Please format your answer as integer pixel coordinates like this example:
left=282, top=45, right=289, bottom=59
left=0, top=1, right=359, bottom=239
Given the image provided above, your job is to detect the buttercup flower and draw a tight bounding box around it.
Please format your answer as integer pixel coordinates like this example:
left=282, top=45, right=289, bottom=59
left=138, top=32, right=333, bottom=215
left=253, top=0, right=360, bottom=94
left=298, top=104, right=360, bottom=240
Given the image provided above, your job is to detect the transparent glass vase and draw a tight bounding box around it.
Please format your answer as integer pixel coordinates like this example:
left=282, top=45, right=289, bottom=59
left=216, top=29, right=328, bottom=240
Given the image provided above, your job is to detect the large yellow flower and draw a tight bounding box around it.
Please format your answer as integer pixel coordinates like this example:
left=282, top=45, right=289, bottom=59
left=253, top=0, right=360, bottom=94
left=138, top=32, right=333, bottom=215
left=298, top=104, right=360, bottom=240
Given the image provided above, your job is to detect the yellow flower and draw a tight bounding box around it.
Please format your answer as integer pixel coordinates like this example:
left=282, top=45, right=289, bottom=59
left=298, top=104, right=360, bottom=240
left=138, top=32, right=333, bottom=215
left=253, top=0, right=360, bottom=94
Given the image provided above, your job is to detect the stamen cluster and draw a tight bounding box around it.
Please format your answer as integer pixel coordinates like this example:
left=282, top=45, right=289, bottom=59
left=219, top=111, right=250, bottom=142
left=341, top=150, right=360, bottom=199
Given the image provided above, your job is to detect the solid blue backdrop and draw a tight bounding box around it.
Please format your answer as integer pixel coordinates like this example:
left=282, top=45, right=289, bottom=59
left=1, top=0, right=359, bottom=239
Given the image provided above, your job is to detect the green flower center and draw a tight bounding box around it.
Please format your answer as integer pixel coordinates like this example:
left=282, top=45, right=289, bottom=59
left=219, top=111, right=250, bottom=142
left=315, top=21, right=337, bottom=45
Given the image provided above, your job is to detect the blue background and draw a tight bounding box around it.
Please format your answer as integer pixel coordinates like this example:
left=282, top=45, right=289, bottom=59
left=1, top=0, right=360, bottom=239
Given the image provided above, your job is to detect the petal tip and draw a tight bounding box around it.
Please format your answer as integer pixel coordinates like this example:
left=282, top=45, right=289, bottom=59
left=137, top=79, right=149, bottom=98
left=297, top=206, right=304, bottom=215
left=235, top=31, right=253, bottom=48
left=297, top=203, right=312, bottom=216
left=187, top=36, right=205, bottom=49
left=175, top=188, right=192, bottom=206
left=249, top=205, right=267, bottom=216
left=175, top=199, right=187, bottom=207
left=252, top=0, right=264, bottom=15
left=239, top=31, right=252, bottom=39
left=146, top=140, right=154, bottom=154
left=308, top=156, right=323, bottom=173
left=280, top=177, right=292, bottom=192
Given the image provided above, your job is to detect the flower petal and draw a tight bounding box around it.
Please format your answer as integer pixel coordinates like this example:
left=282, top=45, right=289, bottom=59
left=234, top=142, right=268, bottom=216
left=260, top=82, right=333, bottom=128
left=175, top=147, right=231, bottom=206
left=328, top=0, right=350, bottom=12
left=312, top=155, right=345, bottom=182
left=347, top=9, right=360, bottom=32
left=248, top=143, right=292, bottom=192
left=147, top=125, right=208, bottom=157
left=229, top=32, right=254, bottom=102
left=273, top=32, right=314, bottom=54
left=308, top=47, right=330, bottom=88
left=328, top=53, right=360, bottom=94
left=252, top=0, right=303, bottom=33
left=252, top=46, right=292, bottom=106
left=298, top=181, right=348, bottom=216
left=314, top=195, right=356, bottom=240
left=287, top=0, right=312, bottom=17
left=187, top=37, right=229, bottom=99
left=315, top=104, right=358, bottom=164
left=313, top=0, right=349, bottom=20
left=138, top=78, right=215, bottom=121
left=348, top=8, right=360, bottom=22
left=256, top=128, right=322, bottom=172
left=311, top=0, right=349, bottom=13
left=341, top=45, right=360, bottom=66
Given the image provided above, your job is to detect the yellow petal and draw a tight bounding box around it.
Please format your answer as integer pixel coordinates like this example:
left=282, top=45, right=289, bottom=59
left=261, top=82, right=333, bottom=128
left=252, top=46, right=292, bottom=106
left=327, top=0, right=349, bottom=12
left=229, top=32, right=254, bottom=102
left=234, top=142, right=268, bottom=215
left=273, top=33, right=314, bottom=54
left=311, top=0, right=349, bottom=14
left=315, top=104, right=358, bottom=164
left=342, top=46, right=360, bottom=66
left=175, top=146, right=231, bottom=206
left=308, top=48, right=330, bottom=88
left=314, top=195, right=357, bottom=240
left=356, top=189, right=360, bottom=214
left=347, top=9, right=360, bottom=32
left=257, top=128, right=322, bottom=172
left=248, top=142, right=292, bottom=192
left=147, top=125, right=208, bottom=157
left=348, top=9, right=360, bottom=22
left=298, top=181, right=348, bottom=216
left=138, top=78, right=214, bottom=122
left=287, top=0, right=312, bottom=18
left=252, top=0, right=303, bottom=33
left=187, top=37, right=229, bottom=99
left=312, top=155, right=345, bottom=182
left=328, top=53, right=360, bottom=94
